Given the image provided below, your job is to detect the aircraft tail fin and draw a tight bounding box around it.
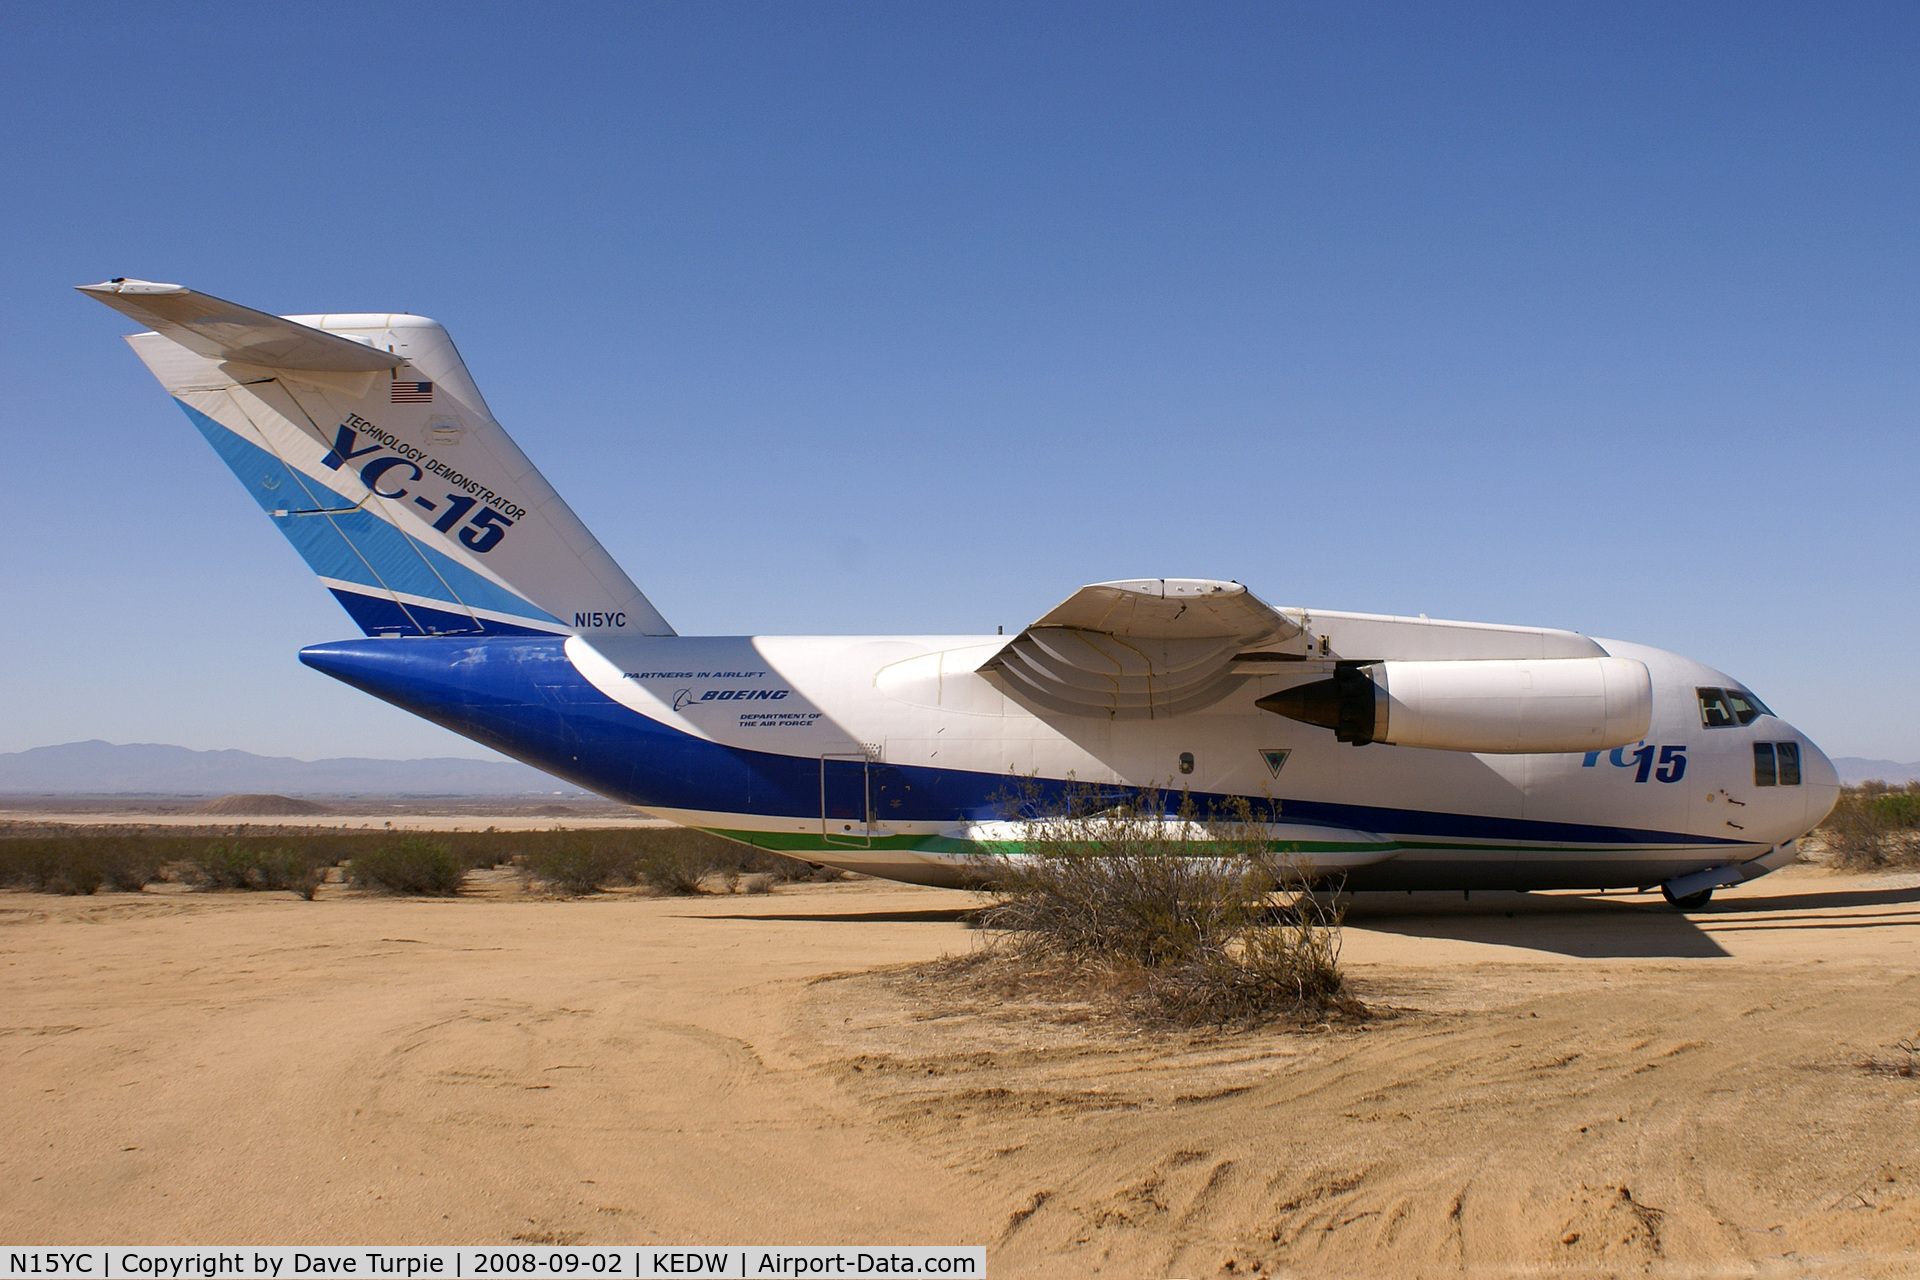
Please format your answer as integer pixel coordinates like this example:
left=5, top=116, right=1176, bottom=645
left=80, top=279, right=672, bottom=640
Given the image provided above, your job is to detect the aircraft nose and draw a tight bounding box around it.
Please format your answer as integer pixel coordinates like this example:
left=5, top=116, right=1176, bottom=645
left=1797, top=732, right=1841, bottom=831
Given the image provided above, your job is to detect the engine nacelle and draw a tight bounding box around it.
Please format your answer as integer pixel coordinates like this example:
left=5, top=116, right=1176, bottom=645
left=1256, top=656, right=1652, bottom=753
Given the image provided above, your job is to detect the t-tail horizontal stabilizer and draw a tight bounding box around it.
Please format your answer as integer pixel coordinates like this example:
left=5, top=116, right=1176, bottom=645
left=80, top=278, right=672, bottom=642
left=78, top=279, right=406, bottom=372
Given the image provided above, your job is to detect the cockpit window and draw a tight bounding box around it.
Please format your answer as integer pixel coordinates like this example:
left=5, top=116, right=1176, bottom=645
left=1700, top=686, right=1771, bottom=728
left=1777, top=741, right=1801, bottom=786
left=1698, top=688, right=1737, bottom=728
left=1754, top=741, right=1803, bottom=786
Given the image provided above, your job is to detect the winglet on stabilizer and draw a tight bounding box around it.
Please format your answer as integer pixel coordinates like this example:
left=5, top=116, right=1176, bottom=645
left=77, top=279, right=404, bottom=373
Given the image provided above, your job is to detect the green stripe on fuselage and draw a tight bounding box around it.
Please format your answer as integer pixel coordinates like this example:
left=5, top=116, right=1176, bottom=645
left=694, top=827, right=1735, bottom=860
left=695, top=828, right=1397, bottom=858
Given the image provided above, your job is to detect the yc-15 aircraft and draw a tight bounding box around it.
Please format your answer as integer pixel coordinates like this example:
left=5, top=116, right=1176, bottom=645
left=82, top=279, right=1839, bottom=908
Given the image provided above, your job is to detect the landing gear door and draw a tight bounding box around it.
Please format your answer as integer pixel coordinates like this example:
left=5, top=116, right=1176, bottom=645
left=821, top=752, right=873, bottom=848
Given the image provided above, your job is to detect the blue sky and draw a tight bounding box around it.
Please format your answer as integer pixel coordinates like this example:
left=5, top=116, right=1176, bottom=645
left=2, top=3, right=1915, bottom=761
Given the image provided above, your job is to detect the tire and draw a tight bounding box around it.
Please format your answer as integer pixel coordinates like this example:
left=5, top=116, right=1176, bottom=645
left=1662, top=884, right=1714, bottom=910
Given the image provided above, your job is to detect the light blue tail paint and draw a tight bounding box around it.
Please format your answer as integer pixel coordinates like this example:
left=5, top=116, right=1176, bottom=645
left=179, top=400, right=565, bottom=638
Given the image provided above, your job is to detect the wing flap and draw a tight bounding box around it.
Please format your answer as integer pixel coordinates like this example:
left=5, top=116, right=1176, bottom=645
left=981, top=578, right=1298, bottom=720
left=1029, top=577, right=1288, bottom=639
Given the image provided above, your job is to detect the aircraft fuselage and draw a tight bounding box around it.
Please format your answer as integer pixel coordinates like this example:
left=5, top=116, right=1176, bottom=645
left=301, top=612, right=1837, bottom=891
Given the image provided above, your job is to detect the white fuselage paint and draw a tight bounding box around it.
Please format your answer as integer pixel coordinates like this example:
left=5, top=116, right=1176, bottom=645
left=564, top=612, right=1839, bottom=890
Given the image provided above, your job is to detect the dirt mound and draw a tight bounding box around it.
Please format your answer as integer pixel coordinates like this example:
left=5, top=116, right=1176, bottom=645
left=191, top=794, right=332, bottom=816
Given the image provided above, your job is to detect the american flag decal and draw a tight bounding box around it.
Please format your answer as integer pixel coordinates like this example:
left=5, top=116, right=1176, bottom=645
left=391, top=380, right=433, bottom=403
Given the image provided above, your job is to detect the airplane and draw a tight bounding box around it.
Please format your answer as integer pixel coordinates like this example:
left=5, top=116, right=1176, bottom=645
left=80, top=279, right=1840, bottom=909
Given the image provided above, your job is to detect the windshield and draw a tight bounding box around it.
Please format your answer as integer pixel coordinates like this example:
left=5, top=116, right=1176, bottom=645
left=1699, top=687, right=1772, bottom=728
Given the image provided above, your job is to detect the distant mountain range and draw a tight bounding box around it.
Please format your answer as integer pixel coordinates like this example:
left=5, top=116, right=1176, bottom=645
left=0, top=741, right=587, bottom=796
left=1833, top=758, right=1920, bottom=786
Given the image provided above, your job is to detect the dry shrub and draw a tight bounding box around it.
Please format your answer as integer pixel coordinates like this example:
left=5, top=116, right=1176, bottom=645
left=520, top=841, right=632, bottom=895
left=768, top=861, right=852, bottom=883
left=969, top=785, right=1357, bottom=1028
left=29, top=843, right=108, bottom=896
left=1821, top=783, right=1920, bottom=872
left=636, top=842, right=721, bottom=895
left=0, top=829, right=364, bottom=896
left=513, top=828, right=806, bottom=895
left=348, top=836, right=467, bottom=895
left=1861, top=1036, right=1920, bottom=1078
left=100, top=842, right=163, bottom=892
left=1144, top=892, right=1350, bottom=1025
left=0, top=823, right=811, bottom=900
left=0, top=835, right=165, bottom=895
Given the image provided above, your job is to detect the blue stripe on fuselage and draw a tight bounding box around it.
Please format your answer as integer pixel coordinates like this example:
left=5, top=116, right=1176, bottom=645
left=298, top=636, right=1740, bottom=849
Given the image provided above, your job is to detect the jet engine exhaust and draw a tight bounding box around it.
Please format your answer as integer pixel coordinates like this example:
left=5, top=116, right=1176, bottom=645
left=1256, top=666, right=1380, bottom=745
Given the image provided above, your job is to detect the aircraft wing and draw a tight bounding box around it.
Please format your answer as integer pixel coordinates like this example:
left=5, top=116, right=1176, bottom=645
left=979, top=578, right=1301, bottom=719
left=77, top=279, right=404, bottom=372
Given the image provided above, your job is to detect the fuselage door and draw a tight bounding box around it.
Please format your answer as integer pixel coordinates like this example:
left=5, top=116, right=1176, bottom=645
left=821, top=751, right=875, bottom=847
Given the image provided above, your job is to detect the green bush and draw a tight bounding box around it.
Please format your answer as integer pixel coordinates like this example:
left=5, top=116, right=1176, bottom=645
left=1870, top=790, right=1920, bottom=829
left=194, top=841, right=255, bottom=888
left=348, top=836, right=466, bottom=895
left=193, top=842, right=328, bottom=897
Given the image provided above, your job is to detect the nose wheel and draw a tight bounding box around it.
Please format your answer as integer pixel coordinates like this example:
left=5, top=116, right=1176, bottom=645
left=1662, top=884, right=1714, bottom=910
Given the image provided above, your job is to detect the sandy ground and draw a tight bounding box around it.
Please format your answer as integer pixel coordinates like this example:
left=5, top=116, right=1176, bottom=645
left=2, top=865, right=1917, bottom=1278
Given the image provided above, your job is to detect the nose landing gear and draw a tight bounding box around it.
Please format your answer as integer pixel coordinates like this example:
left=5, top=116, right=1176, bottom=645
left=1662, top=883, right=1714, bottom=910
left=1659, top=863, right=1746, bottom=910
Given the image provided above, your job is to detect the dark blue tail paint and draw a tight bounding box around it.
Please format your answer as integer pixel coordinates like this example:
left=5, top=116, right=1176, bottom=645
left=297, top=636, right=1739, bottom=851
left=327, top=589, right=558, bottom=639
